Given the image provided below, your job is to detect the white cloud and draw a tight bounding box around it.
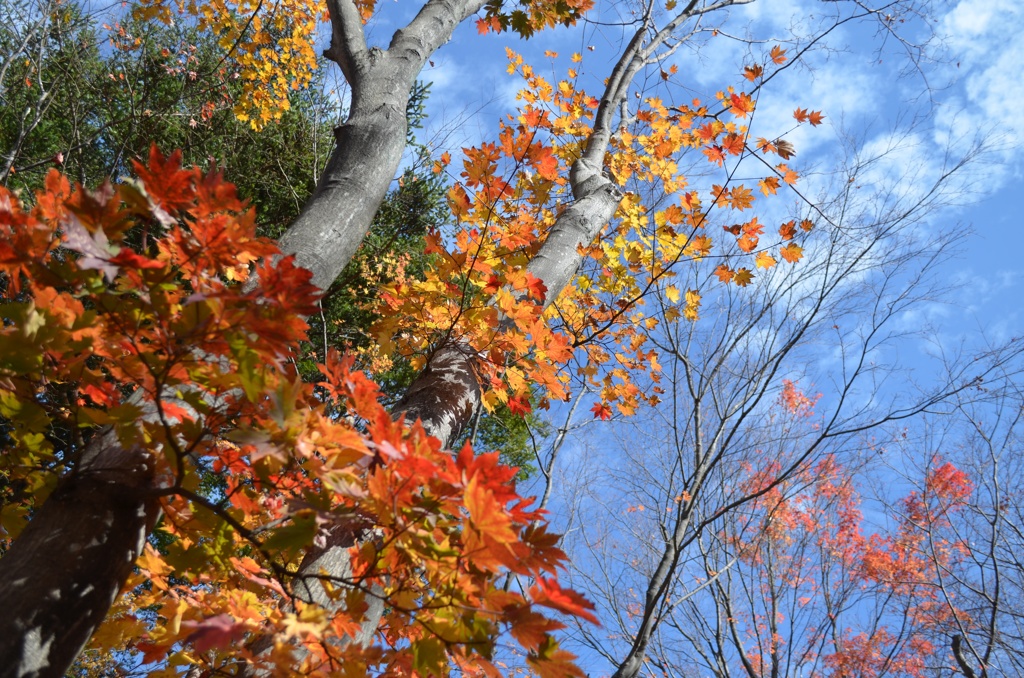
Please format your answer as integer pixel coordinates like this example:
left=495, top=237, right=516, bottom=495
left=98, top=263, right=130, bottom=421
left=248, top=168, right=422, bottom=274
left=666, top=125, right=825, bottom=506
left=936, top=0, right=1024, bottom=169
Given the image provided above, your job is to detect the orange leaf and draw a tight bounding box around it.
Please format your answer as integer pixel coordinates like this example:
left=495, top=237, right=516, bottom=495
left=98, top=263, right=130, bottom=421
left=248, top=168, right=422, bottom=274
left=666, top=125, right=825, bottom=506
left=703, top=146, right=725, bottom=166
left=447, top=184, right=472, bottom=218
left=729, top=185, right=754, bottom=210
left=733, top=268, right=754, bottom=286
left=508, top=396, right=532, bottom=416
left=530, top=145, right=559, bottom=181
left=729, top=92, right=754, bottom=118
left=722, top=133, right=744, bottom=156
left=780, top=242, right=804, bottom=263
left=770, top=45, right=788, bottom=64
left=758, top=176, right=780, bottom=196
left=530, top=577, right=599, bottom=624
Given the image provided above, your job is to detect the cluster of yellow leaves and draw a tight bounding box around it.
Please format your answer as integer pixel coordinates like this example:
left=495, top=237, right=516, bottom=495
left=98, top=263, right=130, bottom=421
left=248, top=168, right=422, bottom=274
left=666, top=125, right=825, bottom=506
left=0, top=150, right=595, bottom=676
left=134, top=0, right=324, bottom=127
left=372, top=45, right=820, bottom=418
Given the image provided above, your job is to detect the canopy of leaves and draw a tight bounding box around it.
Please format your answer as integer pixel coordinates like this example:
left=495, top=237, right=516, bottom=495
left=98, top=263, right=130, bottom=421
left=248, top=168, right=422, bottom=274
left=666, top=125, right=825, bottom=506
left=0, top=150, right=593, bottom=675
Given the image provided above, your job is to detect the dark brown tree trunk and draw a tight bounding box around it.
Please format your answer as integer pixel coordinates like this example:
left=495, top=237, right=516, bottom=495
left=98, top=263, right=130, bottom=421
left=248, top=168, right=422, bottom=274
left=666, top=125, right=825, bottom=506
left=0, top=437, right=158, bottom=678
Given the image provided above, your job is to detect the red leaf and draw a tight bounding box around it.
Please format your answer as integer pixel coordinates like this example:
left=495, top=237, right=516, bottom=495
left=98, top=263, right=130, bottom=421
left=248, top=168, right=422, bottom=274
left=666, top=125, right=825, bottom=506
left=524, top=273, right=548, bottom=302
left=181, top=614, right=247, bottom=653
left=132, top=145, right=196, bottom=215
left=530, top=577, right=599, bottom=624
left=530, top=145, right=559, bottom=181
left=108, top=248, right=164, bottom=271
left=508, top=396, right=532, bottom=416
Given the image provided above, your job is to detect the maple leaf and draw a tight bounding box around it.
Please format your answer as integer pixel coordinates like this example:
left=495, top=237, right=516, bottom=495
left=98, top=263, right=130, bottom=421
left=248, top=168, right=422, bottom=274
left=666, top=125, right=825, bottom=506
left=683, top=289, right=701, bottom=321
left=464, top=477, right=519, bottom=569
left=508, top=396, right=532, bottom=416
left=737, top=234, right=758, bottom=253
left=729, top=185, right=754, bottom=210
left=809, top=110, right=825, bottom=126
left=714, top=264, right=734, bottom=283
left=779, top=220, right=796, bottom=240
left=530, top=145, right=559, bottom=181
left=108, top=248, right=165, bottom=271
left=775, top=140, right=796, bottom=161
left=729, top=92, right=754, bottom=118
left=590, top=402, right=612, bottom=420
left=181, top=614, right=248, bottom=653
left=770, top=45, right=788, bottom=64
left=508, top=608, right=565, bottom=651
left=733, top=268, right=754, bottom=286
left=778, top=163, right=799, bottom=184
left=744, top=64, right=763, bottom=81
left=447, top=184, right=472, bottom=219
left=757, top=137, right=777, bottom=155
left=697, top=122, right=719, bottom=143
left=524, top=273, right=548, bottom=301
left=722, top=133, right=744, bottom=156
left=793, top=107, right=809, bottom=123
left=755, top=251, right=777, bottom=269
left=131, top=145, right=196, bottom=215
left=62, top=214, right=118, bottom=281
left=758, top=177, right=780, bottom=196
left=780, top=242, right=804, bottom=263
left=530, top=577, right=599, bottom=624
left=528, top=639, right=587, bottom=678
left=703, top=146, right=725, bottom=166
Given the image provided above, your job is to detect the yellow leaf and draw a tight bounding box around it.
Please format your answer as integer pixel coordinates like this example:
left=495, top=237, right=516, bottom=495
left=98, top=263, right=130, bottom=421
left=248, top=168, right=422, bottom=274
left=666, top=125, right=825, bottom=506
left=755, top=252, right=776, bottom=269
left=665, top=285, right=680, bottom=304
left=684, top=290, right=701, bottom=321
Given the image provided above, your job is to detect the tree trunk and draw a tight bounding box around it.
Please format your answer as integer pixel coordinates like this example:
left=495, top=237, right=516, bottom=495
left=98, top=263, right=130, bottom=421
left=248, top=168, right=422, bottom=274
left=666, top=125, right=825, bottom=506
left=0, top=434, right=158, bottom=678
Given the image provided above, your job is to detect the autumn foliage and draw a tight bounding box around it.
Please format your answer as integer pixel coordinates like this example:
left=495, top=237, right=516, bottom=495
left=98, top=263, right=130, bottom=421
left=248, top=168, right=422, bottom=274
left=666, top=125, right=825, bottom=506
left=376, top=47, right=822, bottom=419
left=712, top=384, right=976, bottom=676
left=0, top=149, right=595, bottom=675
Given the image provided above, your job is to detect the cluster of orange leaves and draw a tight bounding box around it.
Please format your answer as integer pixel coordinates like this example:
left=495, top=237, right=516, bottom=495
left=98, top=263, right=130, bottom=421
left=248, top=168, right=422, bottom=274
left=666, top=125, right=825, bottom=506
left=0, top=148, right=595, bottom=676
left=375, top=46, right=822, bottom=419
left=722, top=385, right=972, bottom=676
left=475, top=0, right=594, bottom=37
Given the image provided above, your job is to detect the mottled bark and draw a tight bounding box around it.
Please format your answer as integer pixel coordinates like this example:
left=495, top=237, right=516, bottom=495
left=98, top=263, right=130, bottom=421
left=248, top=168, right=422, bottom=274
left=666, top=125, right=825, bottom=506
left=0, top=433, right=158, bottom=678
left=279, top=0, right=486, bottom=291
